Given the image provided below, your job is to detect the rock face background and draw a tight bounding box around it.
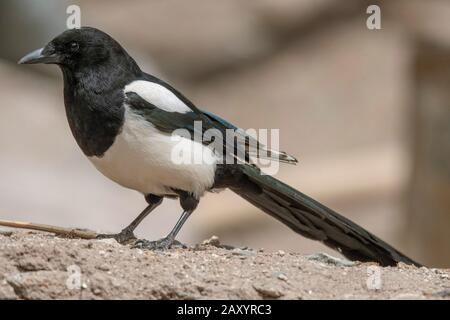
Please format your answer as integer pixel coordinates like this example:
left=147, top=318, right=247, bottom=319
left=0, top=1, right=449, bottom=267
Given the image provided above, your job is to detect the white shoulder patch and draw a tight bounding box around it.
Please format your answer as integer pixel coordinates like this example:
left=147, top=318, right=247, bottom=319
left=124, top=80, right=192, bottom=113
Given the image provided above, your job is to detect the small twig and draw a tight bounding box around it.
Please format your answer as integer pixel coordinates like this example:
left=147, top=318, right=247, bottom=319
left=0, top=218, right=98, bottom=239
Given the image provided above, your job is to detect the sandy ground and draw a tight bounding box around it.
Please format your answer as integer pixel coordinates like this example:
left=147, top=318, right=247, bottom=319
left=0, top=231, right=449, bottom=300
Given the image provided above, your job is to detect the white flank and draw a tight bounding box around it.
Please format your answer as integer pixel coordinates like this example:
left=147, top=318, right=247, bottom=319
left=124, top=80, right=192, bottom=113
left=89, top=106, right=217, bottom=198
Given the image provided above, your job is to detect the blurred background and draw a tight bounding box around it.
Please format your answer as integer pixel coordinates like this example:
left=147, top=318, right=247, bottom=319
left=0, top=0, right=449, bottom=267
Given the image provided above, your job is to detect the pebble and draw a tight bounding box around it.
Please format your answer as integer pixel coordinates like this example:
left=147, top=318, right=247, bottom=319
left=277, top=273, right=288, bottom=281
left=253, top=284, right=284, bottom=298
left=277, top=250, right=286, bottom=256
left=305, top=252, right=355, bottom=267
left=202, top=235, right=221, bottom=247
left=97, top=264, right=110, bottom=271
left=93, top=288, right=102, bottom=295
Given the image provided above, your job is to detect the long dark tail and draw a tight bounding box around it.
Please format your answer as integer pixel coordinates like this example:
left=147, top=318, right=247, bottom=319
left=228, top=165, right=420, bottom=267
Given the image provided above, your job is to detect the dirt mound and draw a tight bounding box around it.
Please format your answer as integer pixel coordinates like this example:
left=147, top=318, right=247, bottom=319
left=0, top=231, right=448, bottom=299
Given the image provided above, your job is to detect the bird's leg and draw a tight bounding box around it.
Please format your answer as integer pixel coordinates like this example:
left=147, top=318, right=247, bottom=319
left=96, top=205, right=153, bottom=244
left=133, top=210, right=193, bottom=250
left=133, top=191, right=198, bottom=250
left=97, top=194, right=162, bottom=244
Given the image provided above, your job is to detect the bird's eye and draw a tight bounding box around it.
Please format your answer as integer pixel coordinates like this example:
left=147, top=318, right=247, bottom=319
left=69, top=42, right=79, bottom=52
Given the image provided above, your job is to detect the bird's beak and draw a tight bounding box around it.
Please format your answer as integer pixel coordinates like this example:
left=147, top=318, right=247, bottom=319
left=18, top=47, right=60, bottom=65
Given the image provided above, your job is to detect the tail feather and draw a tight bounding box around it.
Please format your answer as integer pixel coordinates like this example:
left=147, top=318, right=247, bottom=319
left=231, top=165, right=420, bottom=267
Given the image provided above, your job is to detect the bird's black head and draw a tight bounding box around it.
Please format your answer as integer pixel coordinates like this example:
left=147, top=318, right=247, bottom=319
left=19, top=27, right=140, bottom=74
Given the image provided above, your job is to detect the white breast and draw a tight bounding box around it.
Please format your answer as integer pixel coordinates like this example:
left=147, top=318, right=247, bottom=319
left=89, top=106, right=217, bottom=198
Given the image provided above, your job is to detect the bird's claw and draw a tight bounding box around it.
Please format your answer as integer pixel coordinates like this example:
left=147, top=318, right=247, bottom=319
left=96, top=228, right=137, bottom=245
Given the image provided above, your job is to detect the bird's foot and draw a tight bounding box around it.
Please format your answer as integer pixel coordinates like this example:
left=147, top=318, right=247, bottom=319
left=96, top=228, right=137, bottom=245
left=132, top=237, right=186, bottom=250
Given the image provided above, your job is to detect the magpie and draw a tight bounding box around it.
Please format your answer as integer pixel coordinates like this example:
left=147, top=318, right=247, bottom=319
left=19, top=27, right=419, bottom=266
